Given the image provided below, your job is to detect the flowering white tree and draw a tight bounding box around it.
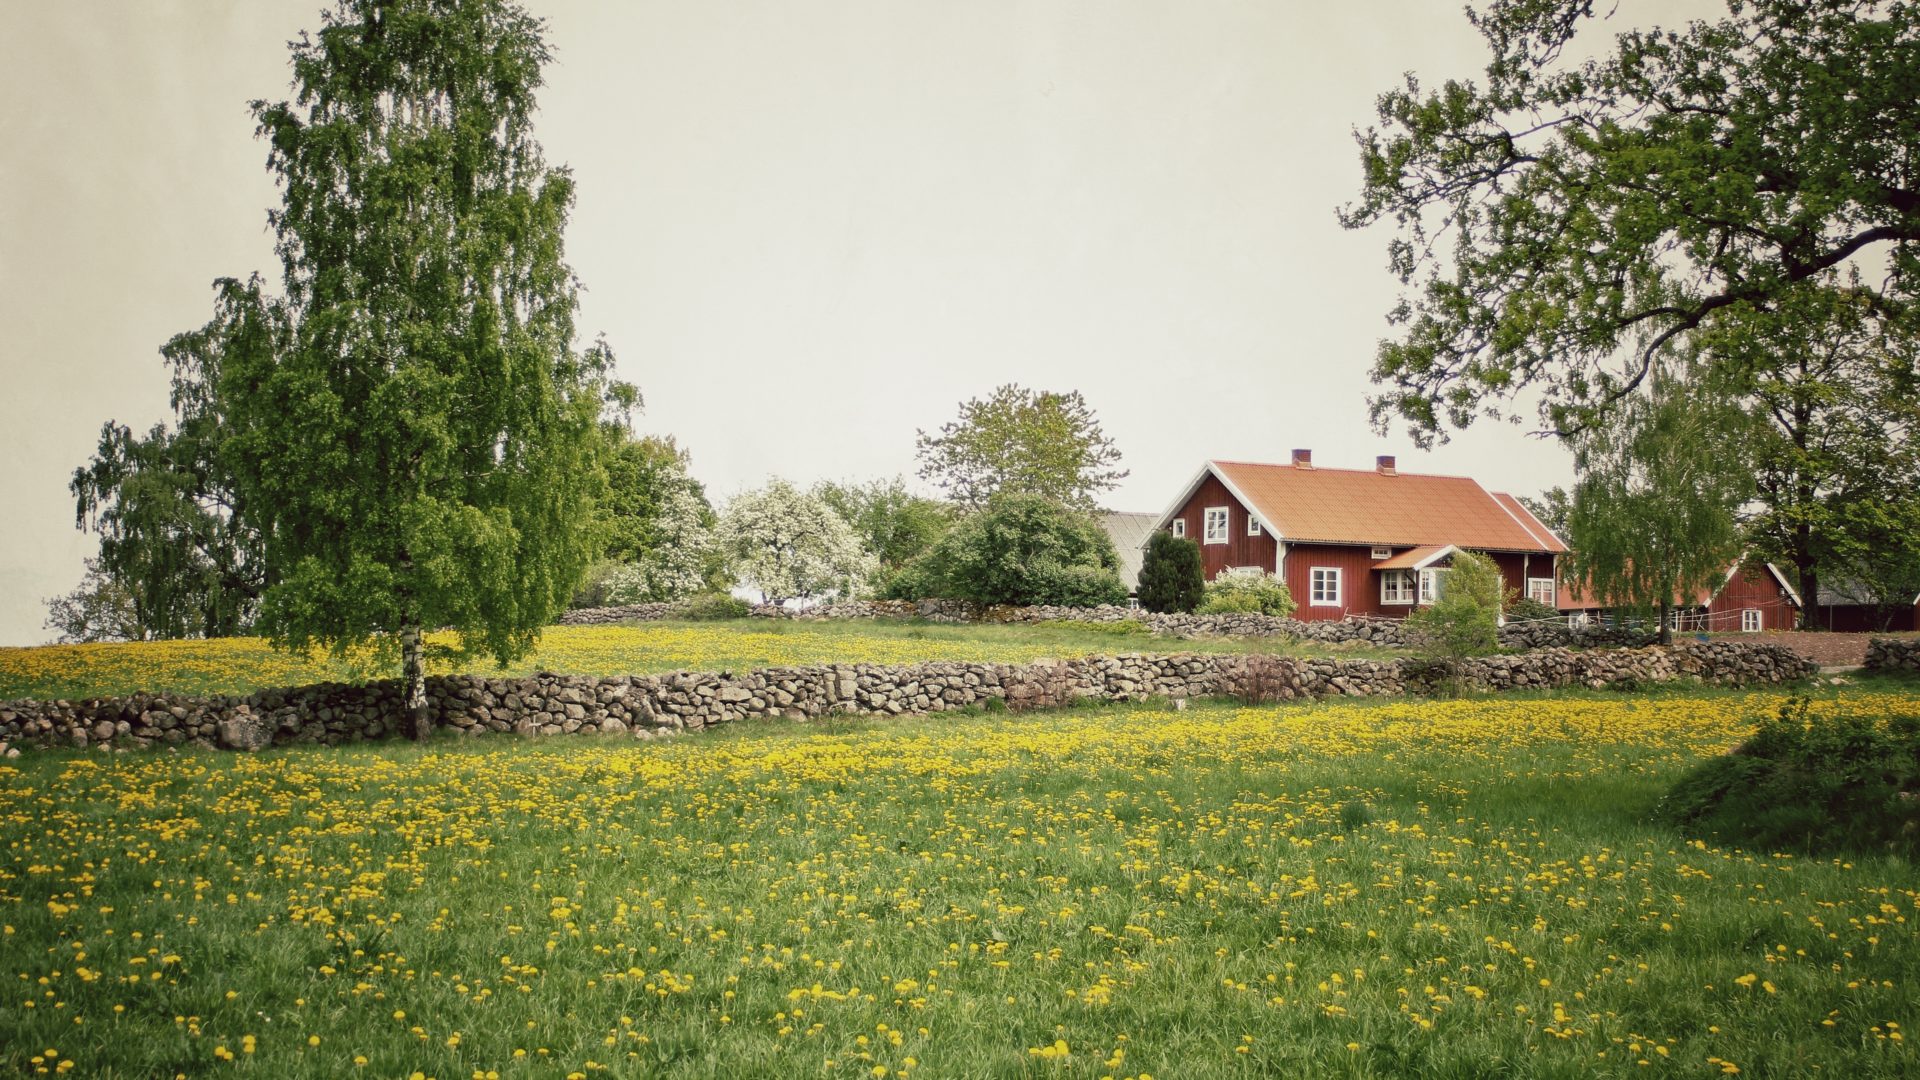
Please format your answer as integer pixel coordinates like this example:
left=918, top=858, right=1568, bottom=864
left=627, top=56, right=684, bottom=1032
left=720, top=479, right=877, bottom=604
left=603, top=485, right=719, bottom=604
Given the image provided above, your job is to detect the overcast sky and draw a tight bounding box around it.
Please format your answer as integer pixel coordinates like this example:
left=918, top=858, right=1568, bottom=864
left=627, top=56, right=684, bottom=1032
left=0, top=1, right=1717, bottom=647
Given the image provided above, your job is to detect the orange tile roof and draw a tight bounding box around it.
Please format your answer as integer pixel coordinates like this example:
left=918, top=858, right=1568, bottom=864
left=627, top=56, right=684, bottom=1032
left=1210, top=460, right=1567, bottom=553
left=1374, top=544, right=1451, bottom=570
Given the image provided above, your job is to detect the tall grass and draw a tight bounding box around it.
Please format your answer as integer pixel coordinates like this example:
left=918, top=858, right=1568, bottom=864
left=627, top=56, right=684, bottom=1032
left=4, top=688, right=1918, bottom=1077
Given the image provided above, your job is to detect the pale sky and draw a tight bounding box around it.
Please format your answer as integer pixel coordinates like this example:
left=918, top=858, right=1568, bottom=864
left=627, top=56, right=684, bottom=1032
left=0, top=1, right=1713, bottom=646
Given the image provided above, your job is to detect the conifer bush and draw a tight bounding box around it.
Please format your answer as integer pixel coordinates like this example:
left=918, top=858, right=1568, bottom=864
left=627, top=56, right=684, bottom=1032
left=1137, top=532, right=1205, bottom=613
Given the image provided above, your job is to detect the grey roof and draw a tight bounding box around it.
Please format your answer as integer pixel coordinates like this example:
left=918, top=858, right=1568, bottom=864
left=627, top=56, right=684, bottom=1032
left=1102, top=512, right=1160, bottom=594
left=1816, top=576, right=1908, bottom=607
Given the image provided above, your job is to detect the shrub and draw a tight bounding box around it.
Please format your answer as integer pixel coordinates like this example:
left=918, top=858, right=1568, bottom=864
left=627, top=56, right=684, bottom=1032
left=1405, top=551, right=1502, bottom=658
left=1137, top=532, right=1205, bottom=613
left=911, top=493, right=1127, bottom=608
left=679, top=592, right=751, bottom=621
left=1658, top=696, right=1920, bottom=856
left=1197, top=572, right=1297, bottom=618
left=1505, top=594, right=1559, bottom=623
left=875, top=557, right=942, bottom=602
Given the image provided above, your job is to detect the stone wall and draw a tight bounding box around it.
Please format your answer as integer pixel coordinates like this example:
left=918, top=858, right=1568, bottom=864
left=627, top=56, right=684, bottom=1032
left=0, top=640, right=1814, bottom=757
left=558, top=598, right=1654, bottom=649
left=1865, top=637, right=1920, bottom=672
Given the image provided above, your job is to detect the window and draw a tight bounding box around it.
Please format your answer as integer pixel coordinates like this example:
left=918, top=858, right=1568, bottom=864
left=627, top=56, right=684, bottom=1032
left=1371, top=546, right=1392, bottom=560
left=1203, top=506, right=1230, bottom=544
left=1248, top=517, right=1263, bottom=537
left=1526, top=578, right=1556, bottom=606
left=1380, top=569, right=1416, bottom=605
left=1310, top=567, right=1342, bottom=606
left=1742, top=608, right=1762, bottom=633
left=1170, top=519, right=1185, bottom=538
left=1419, top=567, right=1448, bottom=604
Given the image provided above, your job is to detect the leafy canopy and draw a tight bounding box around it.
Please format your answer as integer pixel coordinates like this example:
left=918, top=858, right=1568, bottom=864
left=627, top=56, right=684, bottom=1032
left=1561, top=360, right=1754, bottom=642
left=1343, top=0, right=1920, bottom=444
left=64, top=285, right=270, bottom=641
left=719, top=479, right=877, bottom=604
left=815, top=477, right=953, bottom=570
left=916, top=384, right=1127, bottom=511
left=900, top=493, right=1127, bottom=608
left=216, top=0, right=626, bottom=669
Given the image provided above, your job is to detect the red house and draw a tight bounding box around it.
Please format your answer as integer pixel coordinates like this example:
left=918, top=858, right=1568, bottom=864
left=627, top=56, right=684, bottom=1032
left=1148, top=451, right=1567, bottom=620
left=1557, top=557, right=1803, bottom=632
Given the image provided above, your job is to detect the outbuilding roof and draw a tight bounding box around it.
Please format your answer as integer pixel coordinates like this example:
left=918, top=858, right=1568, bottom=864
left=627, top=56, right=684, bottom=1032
left=1152, top=459, right=1567, bottom=553
left=1100, top=511, right=1160, bottom=592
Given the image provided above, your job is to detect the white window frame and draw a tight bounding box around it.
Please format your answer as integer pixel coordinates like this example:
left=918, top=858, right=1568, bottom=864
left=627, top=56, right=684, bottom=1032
left=1380, top=569, right=1416, bottom=605
left=1371, top=546, right=1392, bottom=560
left=1170, top=519, right=1186, bottom=538
left=1310, top=567, right=1342, bottom=606
left=1203, top=506, right=1230, bottom=545
left=1526, top=578, right=1556, bottom=607
left=1247, top=516, right=1262, bottom=537
left=1742, top=608, right=1762, bottom=633
left=1419, top=567, right=1448, bottom=604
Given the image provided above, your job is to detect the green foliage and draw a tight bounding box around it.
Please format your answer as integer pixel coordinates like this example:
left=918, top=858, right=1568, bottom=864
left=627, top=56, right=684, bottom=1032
left=601, top=435, right=713, bottom=562
left=1713, top=285, right=1920, bottom=624
left=1137, top=532, right=1205, bottom=614
left=1563, top=361, right=1753, bottom=644
left=815, top=477, right=953, bottom=570
left=914, top=384, right=1127, bottom=511
left=678, top=592, right=751, bottom=621
left=209, top=0, right=628, bottom=713
left=1196, top=572, right=1297, bottom=618
left=1660, top=697, right=1920, bottom=857
left=1405, top=550, right=1503, bottom=664
left=43, top=558, right=146, bottom=644
left=1518, top=488, right=1571, bottom=542
left=1341, top=2, right=1920, bottom=445
left=906, top=493, right=1127, bottom=607
left=66, top=303, right=269, bottom=640
left=1504, top=594, right=1559, bottom=624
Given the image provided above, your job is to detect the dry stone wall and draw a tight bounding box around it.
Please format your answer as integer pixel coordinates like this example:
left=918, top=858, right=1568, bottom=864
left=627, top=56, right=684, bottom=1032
left=1865, top=637, right=1920, bottom=672
left=0, top=640, right=1814, bottom=757
left=559, top=599, right=1653, bottom=649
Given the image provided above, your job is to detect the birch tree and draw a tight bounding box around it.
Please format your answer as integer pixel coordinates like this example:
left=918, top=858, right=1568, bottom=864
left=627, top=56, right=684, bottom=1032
left=216, top=0, right=625, bottom=738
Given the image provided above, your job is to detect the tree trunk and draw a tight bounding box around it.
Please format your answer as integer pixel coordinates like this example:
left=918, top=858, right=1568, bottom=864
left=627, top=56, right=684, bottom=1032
left=1797, top=559, right=1818, bottom=632
left=1658, top=602, right=1673, bottom=647
left=401, top=624, right=432, bottom=742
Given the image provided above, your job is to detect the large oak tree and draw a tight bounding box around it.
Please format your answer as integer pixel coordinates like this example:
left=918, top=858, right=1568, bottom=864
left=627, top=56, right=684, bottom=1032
left=1342, top=0, right=1920, bottom=444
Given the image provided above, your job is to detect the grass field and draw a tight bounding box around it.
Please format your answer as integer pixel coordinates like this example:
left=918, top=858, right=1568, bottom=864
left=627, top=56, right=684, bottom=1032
left=0, top=619, right=1380, bottom=702
left=5, top=687, right=1918, bottom=1078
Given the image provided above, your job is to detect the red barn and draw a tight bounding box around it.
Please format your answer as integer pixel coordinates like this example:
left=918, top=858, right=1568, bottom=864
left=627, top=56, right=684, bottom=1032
left=1147, top=451, right=1566, bottom=620
left=1558, top=557, right=1802, bottom=632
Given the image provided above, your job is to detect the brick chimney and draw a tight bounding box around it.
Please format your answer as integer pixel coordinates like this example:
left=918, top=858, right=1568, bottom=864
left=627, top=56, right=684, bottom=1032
left=1376, top=455, right=1397, bottom=476
left=1291, top=448, right=1313, bottom=469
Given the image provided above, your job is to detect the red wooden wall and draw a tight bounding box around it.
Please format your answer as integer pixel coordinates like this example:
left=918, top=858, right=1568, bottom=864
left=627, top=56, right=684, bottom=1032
left=1169, top=475, right=1278, bottom=580
left=1281, top=543, right=1385, bottom=620
left=1705, top=563, right=1798, bottom=631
